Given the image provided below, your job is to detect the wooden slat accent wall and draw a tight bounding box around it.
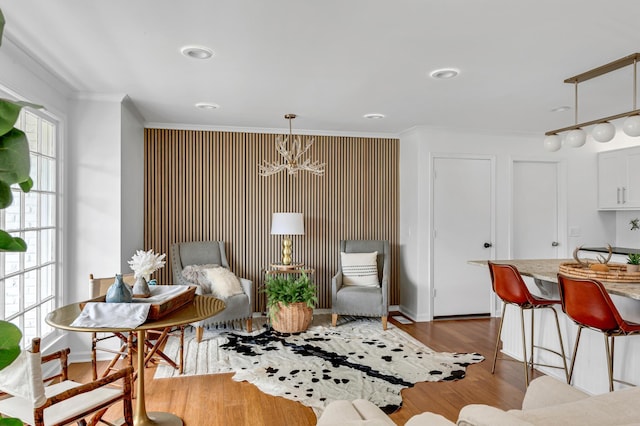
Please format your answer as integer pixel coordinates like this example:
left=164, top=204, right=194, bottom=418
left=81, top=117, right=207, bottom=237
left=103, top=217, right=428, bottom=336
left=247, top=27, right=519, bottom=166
left=144, top=128, right=399, bottom=311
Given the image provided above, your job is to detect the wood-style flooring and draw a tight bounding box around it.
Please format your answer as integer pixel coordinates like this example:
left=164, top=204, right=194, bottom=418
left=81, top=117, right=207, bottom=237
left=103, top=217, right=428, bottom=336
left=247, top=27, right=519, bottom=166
left=68, top=315, right=542, bottom=425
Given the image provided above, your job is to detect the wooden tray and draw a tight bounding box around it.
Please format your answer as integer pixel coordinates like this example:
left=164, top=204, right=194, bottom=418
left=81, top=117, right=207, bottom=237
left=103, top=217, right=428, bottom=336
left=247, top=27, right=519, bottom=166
left=559, top=262, right=640, bottom=283
left=80, top=285, right=197, bottom=320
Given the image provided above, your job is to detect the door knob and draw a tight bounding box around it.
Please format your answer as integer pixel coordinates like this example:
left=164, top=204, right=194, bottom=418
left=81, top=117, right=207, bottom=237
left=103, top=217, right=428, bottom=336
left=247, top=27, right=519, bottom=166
left=484, top=242, right=492, bottom=248
left=552, top=241, right=559, bottom=247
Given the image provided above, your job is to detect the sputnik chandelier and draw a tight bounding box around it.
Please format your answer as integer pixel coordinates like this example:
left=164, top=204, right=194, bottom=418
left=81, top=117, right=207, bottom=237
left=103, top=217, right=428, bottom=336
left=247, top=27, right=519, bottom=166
left=544, top=53, right=640, bottom=152
left=259, top=114, right=325, bottom=177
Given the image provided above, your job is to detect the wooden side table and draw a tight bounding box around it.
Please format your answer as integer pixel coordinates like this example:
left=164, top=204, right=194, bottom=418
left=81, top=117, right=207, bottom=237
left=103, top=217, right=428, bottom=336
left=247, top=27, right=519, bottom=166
left=265, top=263, right=315, bottom=276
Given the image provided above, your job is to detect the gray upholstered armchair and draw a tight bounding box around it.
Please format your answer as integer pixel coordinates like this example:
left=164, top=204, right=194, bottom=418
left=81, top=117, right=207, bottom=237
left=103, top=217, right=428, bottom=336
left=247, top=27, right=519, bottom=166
left=331, top=240, right=390, bottom=330
left=171, top=241, right=253, bottom=342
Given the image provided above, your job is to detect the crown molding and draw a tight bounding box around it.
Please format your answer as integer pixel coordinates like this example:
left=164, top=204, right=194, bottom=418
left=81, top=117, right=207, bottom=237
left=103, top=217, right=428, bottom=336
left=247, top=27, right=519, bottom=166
left=144, top=122, right=400, bottom=139
left=74, top=92, right=127, bottom=102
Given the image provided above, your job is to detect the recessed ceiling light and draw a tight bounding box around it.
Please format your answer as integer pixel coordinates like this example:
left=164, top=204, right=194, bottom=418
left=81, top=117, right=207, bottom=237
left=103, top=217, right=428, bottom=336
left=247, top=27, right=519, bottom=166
left=363, top=113, right=385, bottom=119
left=195, top=102, right=220, bottom=110
left=551, top=106, right=571, bottom=112
left=181, top=45, right=214, bottom=60
left=429, top=68, right=460, bottom=79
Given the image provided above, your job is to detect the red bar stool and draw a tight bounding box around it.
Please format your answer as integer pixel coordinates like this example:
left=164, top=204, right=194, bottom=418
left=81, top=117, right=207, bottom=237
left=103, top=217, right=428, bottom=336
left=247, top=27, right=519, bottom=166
left=558, top=274, right=640, bottom=391
left=489, top=262, right=569, bottom=386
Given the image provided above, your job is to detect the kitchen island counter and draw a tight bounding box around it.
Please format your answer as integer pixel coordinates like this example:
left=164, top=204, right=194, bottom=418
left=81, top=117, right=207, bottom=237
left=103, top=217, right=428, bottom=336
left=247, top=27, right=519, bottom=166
left=469, top=258, right=640, bottom=300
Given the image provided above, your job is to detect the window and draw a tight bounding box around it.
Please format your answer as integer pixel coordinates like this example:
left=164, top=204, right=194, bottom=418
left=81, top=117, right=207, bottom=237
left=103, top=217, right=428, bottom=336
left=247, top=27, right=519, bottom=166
left=1, top=108, right=58, bottom=345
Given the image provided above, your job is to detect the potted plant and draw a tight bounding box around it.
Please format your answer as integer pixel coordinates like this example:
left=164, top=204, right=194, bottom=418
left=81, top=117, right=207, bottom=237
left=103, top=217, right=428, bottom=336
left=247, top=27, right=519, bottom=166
left=0, top=320, right=23, bottom=426
left=627, top=253, right=640, bottom=273
left=263, top=272, right=317, bottom=333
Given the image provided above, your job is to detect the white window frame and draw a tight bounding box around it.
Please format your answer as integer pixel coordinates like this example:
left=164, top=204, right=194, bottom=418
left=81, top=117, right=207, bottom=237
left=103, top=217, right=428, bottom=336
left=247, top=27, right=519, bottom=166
left=0, top=96, right=61, bottom=347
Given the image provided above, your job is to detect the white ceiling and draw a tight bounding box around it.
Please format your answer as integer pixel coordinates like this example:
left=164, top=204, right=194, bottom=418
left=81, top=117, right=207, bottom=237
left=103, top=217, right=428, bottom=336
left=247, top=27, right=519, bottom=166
left=2, top=0, right=640, bottom=136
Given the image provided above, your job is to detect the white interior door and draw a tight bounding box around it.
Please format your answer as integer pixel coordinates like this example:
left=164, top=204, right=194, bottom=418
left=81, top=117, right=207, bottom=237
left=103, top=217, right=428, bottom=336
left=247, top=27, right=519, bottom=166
left=512, top=161, right=560, bottom=259
left=433, top=157, right=493, bottom=317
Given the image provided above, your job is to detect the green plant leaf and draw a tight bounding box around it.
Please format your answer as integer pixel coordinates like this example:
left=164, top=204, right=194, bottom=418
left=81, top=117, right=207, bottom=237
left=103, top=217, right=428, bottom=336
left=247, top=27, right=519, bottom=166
left=0, top=230, right=27, bottom=252
left=0, top=99, right=21, bottom=136
left=0, top=418, right=23, bottom=426
left=263, top=272, right=317, bottom=320
left=0, top=180, right=11, bottom=208
left=0, top=320, right=22, bottom=370
left=0, top=128, right=30, bottom=185
left=0, top=99, right=42, bottom=137
left=19, top=176, right=33, bottom=193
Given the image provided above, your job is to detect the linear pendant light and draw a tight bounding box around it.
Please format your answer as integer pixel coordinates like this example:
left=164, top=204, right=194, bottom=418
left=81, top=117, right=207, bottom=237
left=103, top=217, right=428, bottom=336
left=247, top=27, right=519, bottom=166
left=544, top=53, right=640, bottom=151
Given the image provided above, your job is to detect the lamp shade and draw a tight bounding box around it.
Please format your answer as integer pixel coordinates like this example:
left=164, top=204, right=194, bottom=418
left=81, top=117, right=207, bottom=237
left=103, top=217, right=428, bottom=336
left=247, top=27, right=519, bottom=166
left=623, top=115, right=640, bottom=137
left=592, top=122, right=616, bottom=143
left=271, top=212, right=305, bottom=235
left=565, top=129, right=586, bottom=148
left=543, top=135, right=562, bottom=152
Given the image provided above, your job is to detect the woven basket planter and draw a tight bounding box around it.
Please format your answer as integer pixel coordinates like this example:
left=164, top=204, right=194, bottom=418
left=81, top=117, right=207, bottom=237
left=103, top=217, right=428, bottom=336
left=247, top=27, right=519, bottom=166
left=270, top=302, right=313, bottom=333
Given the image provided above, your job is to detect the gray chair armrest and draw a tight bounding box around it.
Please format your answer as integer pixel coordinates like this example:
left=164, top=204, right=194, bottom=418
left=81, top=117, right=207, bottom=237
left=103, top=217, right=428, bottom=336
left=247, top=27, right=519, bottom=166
left=332, top=271, right=343, bottom=306
left=381, top=240, right=390, bottom=313
left=380, top=276, right=389, bottom=315
left=239, top=277, right=254, bottom=308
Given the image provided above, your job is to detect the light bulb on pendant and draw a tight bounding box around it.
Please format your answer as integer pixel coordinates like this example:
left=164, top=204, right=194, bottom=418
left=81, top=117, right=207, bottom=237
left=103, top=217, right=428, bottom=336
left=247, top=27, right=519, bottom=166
left=592, top=122, right=616, bottom=143
left=565, top=129, right=586, bottom=147
left=623, top=115, right=640, bottom=137
left=543, top=134, right=562, bottom=152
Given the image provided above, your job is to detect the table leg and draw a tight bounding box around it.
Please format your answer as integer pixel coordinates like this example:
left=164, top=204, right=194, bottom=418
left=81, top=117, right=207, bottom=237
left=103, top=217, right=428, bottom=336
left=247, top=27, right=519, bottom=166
left=119, top=330, right=183, bottom=426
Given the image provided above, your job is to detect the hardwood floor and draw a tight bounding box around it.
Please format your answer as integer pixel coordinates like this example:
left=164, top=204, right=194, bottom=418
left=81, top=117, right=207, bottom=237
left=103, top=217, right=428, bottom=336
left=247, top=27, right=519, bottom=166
left=68, top=315, right=543, bottom=425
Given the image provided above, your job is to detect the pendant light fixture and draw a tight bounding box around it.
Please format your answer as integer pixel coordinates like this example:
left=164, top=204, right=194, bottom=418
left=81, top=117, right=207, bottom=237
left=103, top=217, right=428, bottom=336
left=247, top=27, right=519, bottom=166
left=544, top=53, right=640, bottom=151
left=258, top=114, right=325, bottom=177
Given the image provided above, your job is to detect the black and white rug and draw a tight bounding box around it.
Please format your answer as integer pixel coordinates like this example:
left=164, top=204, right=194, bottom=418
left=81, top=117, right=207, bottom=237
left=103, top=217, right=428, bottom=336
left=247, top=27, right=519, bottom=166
left=154, top=316, right=484, bottom=415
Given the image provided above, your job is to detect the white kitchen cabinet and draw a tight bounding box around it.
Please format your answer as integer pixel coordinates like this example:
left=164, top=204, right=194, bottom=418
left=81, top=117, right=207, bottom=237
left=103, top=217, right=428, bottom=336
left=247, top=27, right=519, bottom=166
left=598, top=146, right=640, bottom=209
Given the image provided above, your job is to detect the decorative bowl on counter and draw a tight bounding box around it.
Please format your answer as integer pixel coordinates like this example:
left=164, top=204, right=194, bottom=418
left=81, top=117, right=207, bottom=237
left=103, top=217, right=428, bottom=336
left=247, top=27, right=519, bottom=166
left=559, top=262, right=640, bottom=283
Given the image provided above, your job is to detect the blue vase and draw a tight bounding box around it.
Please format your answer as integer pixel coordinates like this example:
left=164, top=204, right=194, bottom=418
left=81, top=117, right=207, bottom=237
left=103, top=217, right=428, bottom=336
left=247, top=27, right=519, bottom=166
left=105, top=273, right=133, bottom=303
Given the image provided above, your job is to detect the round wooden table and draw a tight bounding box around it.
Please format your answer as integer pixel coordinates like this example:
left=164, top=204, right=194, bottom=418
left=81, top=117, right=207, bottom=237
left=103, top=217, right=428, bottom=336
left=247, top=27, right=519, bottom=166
left=46, top=295, right=225, bottom=426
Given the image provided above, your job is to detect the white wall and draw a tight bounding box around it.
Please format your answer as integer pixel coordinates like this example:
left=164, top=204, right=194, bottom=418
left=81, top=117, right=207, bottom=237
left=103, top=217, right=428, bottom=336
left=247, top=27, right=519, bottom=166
left=65, top=96, right=123, bottom=357
left=67, top=96, right=126, bottom=303
left=120, top=96, right=145, bottom=271
left=398, top=125, right=613, bottom=321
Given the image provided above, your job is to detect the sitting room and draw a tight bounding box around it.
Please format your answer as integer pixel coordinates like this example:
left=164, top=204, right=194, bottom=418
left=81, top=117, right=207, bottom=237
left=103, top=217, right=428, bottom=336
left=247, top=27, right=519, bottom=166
left=2, top=2, right=640, bottom=425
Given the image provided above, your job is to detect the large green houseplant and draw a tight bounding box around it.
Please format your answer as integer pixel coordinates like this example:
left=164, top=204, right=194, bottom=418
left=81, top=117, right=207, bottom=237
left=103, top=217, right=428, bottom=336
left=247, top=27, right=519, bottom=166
left=0, top=7, right=38, bottom=253
left=0, top=8, right=36, bottom=425
left=264, top=272, right=317, bottom=333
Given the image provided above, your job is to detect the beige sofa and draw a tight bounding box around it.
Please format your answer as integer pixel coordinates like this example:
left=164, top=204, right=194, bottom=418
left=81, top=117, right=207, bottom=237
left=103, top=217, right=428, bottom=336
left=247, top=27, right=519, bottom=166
left=317, top=376, right=640, bottom=426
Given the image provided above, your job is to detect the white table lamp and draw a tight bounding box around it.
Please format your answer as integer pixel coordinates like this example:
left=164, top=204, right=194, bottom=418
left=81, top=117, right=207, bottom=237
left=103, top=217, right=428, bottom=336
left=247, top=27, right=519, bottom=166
left=271, top=212, right=305, bottom=265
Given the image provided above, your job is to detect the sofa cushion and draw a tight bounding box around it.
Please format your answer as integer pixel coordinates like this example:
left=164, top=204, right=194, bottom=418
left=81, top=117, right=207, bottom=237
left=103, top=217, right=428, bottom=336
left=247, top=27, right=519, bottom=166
left=203, top=266, right=244, bottom=299
left=181, top=264, right=219, bottom=293
left=341, top=252, right=379, bottom=287
left=458, top=405, right=534, bottom=426
left=515, top=385, right=640, bottom=426
left=316, top=399, right=395, bottom=426
left=406, top=412, right=455, bottom=426
left=521, top=376, right=588, bottom=410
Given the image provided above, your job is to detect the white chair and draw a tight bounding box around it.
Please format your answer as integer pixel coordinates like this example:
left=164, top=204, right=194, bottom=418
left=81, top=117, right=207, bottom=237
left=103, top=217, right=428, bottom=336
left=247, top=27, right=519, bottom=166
left=0, top=337, right=133, bottom=426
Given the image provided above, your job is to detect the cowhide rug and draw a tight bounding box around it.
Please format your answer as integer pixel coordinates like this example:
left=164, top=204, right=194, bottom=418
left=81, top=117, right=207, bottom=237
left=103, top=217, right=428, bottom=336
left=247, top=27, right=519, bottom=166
left=154, top=315, right=484, bottom=415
